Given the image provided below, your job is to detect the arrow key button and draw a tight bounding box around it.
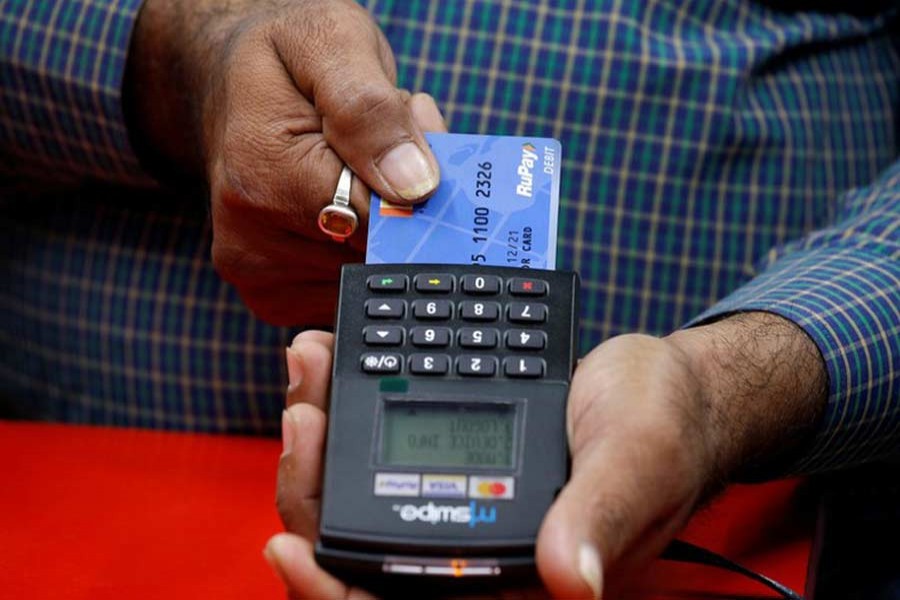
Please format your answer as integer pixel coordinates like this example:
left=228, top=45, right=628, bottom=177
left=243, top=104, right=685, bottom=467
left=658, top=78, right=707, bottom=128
left=363, top=325, right=404, bottom=346
left=365, top=298, right=405, bottom=319
left=414, top=274, right=454, bottom=293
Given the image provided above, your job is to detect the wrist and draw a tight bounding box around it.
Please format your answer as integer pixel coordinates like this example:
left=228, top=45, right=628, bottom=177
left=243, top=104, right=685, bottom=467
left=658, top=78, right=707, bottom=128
left=665, top=311, right=828, bottom=482
left=125, top=0, right=238, bottom=180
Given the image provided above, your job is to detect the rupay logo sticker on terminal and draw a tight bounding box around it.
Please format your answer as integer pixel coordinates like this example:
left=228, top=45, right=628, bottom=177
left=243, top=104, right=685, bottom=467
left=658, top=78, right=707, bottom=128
left=366, top=133, right=561, bottom=270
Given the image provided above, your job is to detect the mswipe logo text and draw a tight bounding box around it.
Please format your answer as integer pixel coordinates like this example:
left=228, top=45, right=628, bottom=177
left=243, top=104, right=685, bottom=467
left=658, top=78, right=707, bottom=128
left=392, top=501, right=497, bottom=528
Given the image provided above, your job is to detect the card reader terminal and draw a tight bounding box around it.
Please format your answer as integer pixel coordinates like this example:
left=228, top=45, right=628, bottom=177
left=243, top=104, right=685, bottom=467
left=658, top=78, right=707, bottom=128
left=316, top=263, right=579, bottom=592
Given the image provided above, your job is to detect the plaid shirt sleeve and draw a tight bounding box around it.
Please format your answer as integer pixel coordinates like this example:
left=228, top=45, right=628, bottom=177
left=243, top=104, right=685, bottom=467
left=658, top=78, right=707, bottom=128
left=692, top=161, right=900, bottom=475
left=0, top=0, right=152, bottom=185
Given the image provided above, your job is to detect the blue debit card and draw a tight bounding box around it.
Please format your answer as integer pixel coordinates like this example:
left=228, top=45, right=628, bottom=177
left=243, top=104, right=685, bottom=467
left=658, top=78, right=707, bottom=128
left=366, top=132, right=561, bottom=270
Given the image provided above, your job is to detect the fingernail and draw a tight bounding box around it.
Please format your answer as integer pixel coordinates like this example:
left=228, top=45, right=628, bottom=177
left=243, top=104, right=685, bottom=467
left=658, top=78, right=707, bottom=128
left=377, top=142, right=438, bottom=200
left=281, top=410, right=294, bottom=458
left=578, top=543, right=603, bottom=599
left=286, top=346, right=303, bottom=391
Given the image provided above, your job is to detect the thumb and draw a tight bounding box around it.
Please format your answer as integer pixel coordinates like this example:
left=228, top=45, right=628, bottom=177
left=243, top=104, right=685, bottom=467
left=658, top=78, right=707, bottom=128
left=535, top=448, right=611, bottom=600
left=536, top=429, right=699, bottom=599
left=323, top=76, right=440, bottom=203
left=275, top=3, right=440, bottom=203
left=535, top=336, right=715, bottom=598
left=536, top=444, right=655, bottom=599
left=320, top=76, right=441, bottom=203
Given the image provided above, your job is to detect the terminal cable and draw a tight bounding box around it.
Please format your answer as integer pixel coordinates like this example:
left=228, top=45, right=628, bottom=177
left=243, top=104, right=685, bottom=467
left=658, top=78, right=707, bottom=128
left=663, top=539, right=805, bottom=599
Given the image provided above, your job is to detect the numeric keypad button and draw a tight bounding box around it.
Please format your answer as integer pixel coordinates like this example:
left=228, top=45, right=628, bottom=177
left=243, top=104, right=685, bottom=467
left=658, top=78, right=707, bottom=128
left=458, top=327, right=499, bottom=349
left=507, top=302, right=547, bottom=323
left=459, top=301, right=500, bottom=321
left=365, top=298, right=405, bottom=319
left=503, top=356, right=545, bottom=378
left=409, top=353, right=450, bottom=375
left=363, top=325, right=404, bottom=346
left=505, top=329, right=546, bottom=350
left=456, top=355, right=497, bottom=377
left=461, top=274, right=502, bottom=295
left=412, top=299, right=453, bottom=320
left=410, top=326, right=452, bottom=347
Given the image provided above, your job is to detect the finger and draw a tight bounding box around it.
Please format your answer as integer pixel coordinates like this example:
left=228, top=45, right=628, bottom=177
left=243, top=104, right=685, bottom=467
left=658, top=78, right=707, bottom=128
left=229, top=277, right=343, bottom=327
left=263, top=533, right=376, bottom=600
left=273, top=3, right=440, bottom=203
left=210, top=220, right=360, bottom=284
left=277, top=403, right=327, bottom=538
left=209, top=54, right=371, bottom=250
left=290, top=330, right=336, bottom=351
left=209, top=163, right=367, bottom=292
left=408, top=93, right=448, bottom=133
left=286, top=331, right=336, bottom=410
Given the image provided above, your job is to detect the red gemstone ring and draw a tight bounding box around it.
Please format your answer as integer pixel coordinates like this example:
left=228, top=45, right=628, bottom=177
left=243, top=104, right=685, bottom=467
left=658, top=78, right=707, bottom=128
left=317, top=165, right=358, bottom=242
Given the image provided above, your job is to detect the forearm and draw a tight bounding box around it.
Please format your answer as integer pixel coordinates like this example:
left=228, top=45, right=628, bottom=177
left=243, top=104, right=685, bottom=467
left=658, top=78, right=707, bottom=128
left=683, top=162, right=900, bottom=477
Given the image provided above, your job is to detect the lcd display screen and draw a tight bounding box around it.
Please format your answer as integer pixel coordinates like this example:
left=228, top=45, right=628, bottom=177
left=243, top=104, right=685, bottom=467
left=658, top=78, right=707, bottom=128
left=381, top=401, right=515, bottom=468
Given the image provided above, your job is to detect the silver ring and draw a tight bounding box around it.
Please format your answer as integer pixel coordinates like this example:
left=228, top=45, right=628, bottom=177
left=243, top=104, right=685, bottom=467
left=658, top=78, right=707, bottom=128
left=317, top=165, right=358, bottom=242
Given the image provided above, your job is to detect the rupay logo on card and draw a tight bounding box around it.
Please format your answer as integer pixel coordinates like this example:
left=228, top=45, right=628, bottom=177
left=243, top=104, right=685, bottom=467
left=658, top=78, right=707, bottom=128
left=366, top=133, right=561, bottom=270
left=516, top=142, right=538, bottom=198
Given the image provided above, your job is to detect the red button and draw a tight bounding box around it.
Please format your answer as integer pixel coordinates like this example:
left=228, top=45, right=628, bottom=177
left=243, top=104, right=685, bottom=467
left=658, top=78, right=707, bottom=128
left=510, top=277, right=547, bottom=296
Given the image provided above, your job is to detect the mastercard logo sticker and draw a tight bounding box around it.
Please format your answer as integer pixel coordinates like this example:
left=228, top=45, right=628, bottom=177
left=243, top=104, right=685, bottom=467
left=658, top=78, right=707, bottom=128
left=477, top=481, right=507, bottom=496
left=469, top=476, right=514, bottom=500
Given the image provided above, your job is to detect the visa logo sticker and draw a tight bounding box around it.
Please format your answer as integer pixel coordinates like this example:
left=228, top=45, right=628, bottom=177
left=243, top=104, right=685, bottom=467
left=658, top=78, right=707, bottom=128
left=422, top=474, right=467, bottom=498
left=367, top=132, right=561, bottom=270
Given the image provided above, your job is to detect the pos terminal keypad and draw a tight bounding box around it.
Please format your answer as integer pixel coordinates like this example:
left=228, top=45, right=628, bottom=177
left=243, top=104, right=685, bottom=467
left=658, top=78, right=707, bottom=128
left=352, top=266, right=576, bottom=382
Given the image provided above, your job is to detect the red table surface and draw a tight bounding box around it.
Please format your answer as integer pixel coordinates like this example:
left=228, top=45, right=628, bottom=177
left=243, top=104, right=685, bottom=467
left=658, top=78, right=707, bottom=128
left=1, top=421, right=814, bottom=599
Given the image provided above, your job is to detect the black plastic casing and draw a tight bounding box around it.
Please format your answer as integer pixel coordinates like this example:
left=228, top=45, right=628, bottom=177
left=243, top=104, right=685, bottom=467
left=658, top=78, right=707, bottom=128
left=315, top=264, right=579, bottom=593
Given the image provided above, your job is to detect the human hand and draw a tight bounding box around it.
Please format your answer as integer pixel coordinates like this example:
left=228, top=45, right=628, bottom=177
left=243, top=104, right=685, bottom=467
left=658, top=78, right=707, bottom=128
left=537, top=313, right=826, bottom=597
left=127, top=0, right=446, bottom=325
left=268, top=332, right=546, bottom=599
left=267, top=313, right=826, bottom=598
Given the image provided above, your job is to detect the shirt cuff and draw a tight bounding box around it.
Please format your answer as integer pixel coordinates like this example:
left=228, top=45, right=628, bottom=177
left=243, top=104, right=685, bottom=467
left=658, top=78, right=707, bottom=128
left=689, top=238, right=900, bottom=475
left=1, top=0, right=154, bottom=186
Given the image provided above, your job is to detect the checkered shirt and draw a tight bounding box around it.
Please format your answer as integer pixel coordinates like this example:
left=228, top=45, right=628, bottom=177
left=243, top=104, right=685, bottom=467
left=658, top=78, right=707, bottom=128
left=1, top=0, right=898, bottom=475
